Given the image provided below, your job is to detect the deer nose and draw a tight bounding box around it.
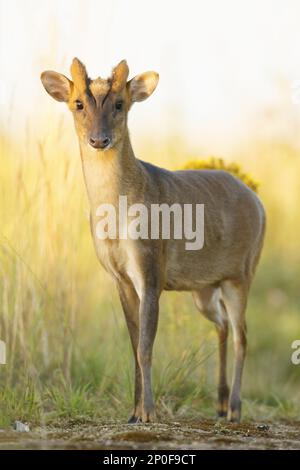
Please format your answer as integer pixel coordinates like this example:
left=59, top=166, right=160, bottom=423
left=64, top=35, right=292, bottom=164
left=89, top=136, right=111, bottom=149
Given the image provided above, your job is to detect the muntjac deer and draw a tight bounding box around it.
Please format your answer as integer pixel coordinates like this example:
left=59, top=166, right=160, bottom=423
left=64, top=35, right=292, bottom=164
left=41, top=59, right=265, bottom=423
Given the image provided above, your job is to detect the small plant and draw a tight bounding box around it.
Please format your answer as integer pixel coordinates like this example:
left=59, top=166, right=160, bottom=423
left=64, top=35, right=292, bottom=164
left=182, top=157, right=259, bottom=193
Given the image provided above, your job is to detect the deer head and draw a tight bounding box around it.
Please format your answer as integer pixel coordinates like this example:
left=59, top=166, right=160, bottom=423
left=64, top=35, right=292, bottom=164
left=41, top=58, right=159, bottom=150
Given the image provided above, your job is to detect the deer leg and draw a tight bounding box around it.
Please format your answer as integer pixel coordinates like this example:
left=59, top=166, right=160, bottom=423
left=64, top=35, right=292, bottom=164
left=216, top=310, right=229, bottom=417
left=137, top=288, right=160, bottom=423
left=193, top=287, right=229, bottom=417
left=117, top=280, right=142, bottom=423
left=221, top=279, right=248, bottom=423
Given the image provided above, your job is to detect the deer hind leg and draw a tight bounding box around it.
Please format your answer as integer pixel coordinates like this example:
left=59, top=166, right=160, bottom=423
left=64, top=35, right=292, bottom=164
left=193, top=286, right=229, bottom=418
left=221, top=279, right=248, bottom=423
left=117, top=280, right=142, bottom=423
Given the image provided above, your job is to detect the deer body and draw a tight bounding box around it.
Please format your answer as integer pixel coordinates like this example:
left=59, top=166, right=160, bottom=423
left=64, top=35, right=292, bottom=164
left=84, top=143, right=264, bottom=290
left=41, top=59, right=265, bottom=423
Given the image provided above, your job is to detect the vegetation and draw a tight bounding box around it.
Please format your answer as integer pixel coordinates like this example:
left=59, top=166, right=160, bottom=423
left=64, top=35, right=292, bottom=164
left=0, top=127, right=300, bottom=427
left=182, top=157, right=259, bottom=192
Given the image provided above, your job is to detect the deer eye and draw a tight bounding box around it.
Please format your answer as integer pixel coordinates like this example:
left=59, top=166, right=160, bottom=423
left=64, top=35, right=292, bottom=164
left=115, top=100, right=123, bottom=111
left=75, top=100, right=84, bottom=110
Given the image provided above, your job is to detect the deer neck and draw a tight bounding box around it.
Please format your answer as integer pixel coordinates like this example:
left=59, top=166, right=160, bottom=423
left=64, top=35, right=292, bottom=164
left=79, top=131, right=142, bottom=211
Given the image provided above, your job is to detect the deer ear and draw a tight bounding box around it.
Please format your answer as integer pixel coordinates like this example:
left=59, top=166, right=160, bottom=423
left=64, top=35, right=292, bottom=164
left=127, top=71, right=159, bottom=103
left=41, top=71, right=73, bottom=102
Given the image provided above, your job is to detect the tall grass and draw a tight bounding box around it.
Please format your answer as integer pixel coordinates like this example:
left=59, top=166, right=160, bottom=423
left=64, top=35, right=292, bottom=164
left=0, top=124, right=300, bottom=427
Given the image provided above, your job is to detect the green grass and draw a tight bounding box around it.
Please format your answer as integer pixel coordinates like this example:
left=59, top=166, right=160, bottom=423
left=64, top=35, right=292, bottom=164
left=0, top=254, right=299, bottom=427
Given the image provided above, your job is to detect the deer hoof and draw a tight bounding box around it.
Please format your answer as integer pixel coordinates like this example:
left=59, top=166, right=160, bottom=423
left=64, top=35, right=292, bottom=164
left=127, top=415, right=142, bottom=424
left=141, top=410, right=156, bottom=423
left=227, top=402, right=241, bottom=423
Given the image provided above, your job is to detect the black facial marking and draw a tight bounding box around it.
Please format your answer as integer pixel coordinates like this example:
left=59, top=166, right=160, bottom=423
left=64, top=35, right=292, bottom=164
left=101, top=78, right=112, bottom=108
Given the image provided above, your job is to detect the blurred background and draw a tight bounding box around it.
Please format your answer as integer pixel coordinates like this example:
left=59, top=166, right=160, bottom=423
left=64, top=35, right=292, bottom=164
left=0, top=0, right=299, bottom=425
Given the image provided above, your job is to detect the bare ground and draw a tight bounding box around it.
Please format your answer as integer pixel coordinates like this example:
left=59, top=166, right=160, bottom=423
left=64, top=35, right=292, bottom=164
left=0, top=419, right=300, bottom=450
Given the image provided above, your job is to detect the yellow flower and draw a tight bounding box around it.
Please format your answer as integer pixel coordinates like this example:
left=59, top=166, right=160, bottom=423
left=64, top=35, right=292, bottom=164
left=182, top=157, right=259, bottom=193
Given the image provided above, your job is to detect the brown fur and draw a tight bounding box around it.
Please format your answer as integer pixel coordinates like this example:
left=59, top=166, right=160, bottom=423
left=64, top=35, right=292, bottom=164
left=41, top=59, right=266, bottom=423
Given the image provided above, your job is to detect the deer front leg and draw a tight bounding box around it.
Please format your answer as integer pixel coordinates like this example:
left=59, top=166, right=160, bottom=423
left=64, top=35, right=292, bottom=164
left=137, top=288, right=160, bottom=423
left=117, top=280, right=142, bottom=423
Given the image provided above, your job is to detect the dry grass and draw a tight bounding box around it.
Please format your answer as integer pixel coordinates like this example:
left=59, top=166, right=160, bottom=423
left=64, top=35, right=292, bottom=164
left=0, top=125, right=300, bottom=427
